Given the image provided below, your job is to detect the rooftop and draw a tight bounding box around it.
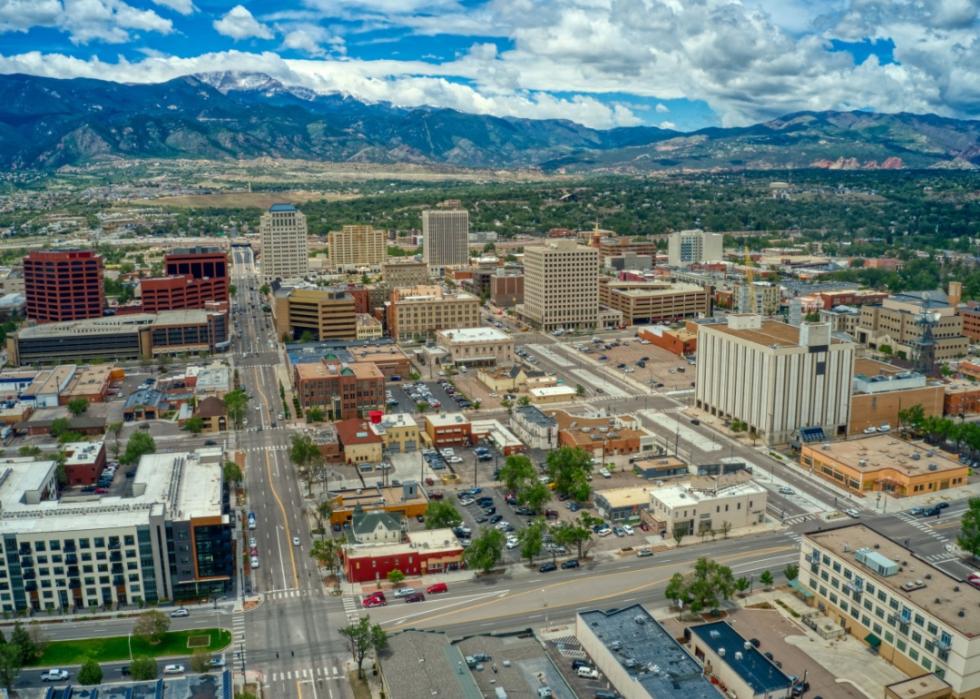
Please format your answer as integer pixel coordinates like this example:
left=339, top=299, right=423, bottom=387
left=382, top=630, right=479, bottom=699
left=578, top=604, right=718, bottom=699
left=270, top=203, right=297, bottom=212
left=16, top=310, right=211, bottom=339
left=885, top=674, right=953, bottom=699
left=436, top=327, right=512, bottom=343
left=605, top=281, right=705, bottom=298
left=595, top=486, right=655, bottom=508
left=62, top=440, right=104, bottom=466
left=529, top=386, right=576, bottom=397
left=425, top=412, right=471, bottom=428
left=806, top=524, right=980, bottom=636
left=514, top=404, right=556, bottom=428
left=124, top=387, right=167, bottom=409
left=335, top=418, right=384, bottom=446
left=803, top=436, right=967, bottom=478
left=690, top=621, right=792, bottom=694
left=651, top=476, right=766, bottom=509
left=711, top=318, right=846, bottom=349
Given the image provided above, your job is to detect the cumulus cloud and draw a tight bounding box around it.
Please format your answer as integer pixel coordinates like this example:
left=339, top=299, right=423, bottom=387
left=151, top=0, right=194, bottom=15
left=655, top=103, right=669, bottom=113
left=0, top=0, right=173, bottom=43
left=279, top=23, right=344, bottom=56
left=213, top=5, right=272, bottom=40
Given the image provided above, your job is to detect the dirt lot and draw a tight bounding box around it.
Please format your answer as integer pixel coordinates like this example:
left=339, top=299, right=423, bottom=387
left=129, top=190, right=357, bottom=209
left=587, top=338, right=694, bottom=391
left=451, top=371, right=504, bottom=410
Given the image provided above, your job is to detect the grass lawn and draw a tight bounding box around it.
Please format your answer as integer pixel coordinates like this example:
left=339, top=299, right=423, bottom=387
left=33, top=628, right=232, bottom=667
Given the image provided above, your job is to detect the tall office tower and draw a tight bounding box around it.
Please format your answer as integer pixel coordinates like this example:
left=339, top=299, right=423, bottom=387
left=521, top=240, right=599, bottom=332
left=327, top=225, right=387, bottom=271
left=24, top=249, right=105, bottom=323
left=667, top=229, right=724, bottom=267
left=259, top=203, right=309, bottom=280
left=422, top=209, right=469, bottom=269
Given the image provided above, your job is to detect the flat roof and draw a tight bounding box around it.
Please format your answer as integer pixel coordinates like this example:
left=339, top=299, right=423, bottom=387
left=425, top=412, right=470, bottom=428
left=514, top=405, right=556, bottom=427
left=63, top=441, right=104, bottom=466
left=606, top=281, right=705, bottom=298
left=529, top=386, right=576, bottom=396
left=886, top=674, right=952, bottom=699
left=17, top=310, right=211, bottom=339
left=853, top=358, right=903, bottom=377
left=806, top=524, right=980, bottom=636
left=335, top=418, right=384, bottom=445
left=652, top=479, right=766, bottom=509
left=436, top=327, right=512, bottom=343
left=578, top=604, right=718, bottom=699
left=384, top=630, right=480, bottom=699
left=711, top=319, right=845, bottom=349
left=595, top=486, right=654, bottom=508
left=803, top=436, right=967, bottom=477
left=691, top=621, right=792, bottom=694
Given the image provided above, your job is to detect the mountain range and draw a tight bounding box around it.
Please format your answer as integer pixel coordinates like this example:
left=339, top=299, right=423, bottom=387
left=0, top=71, right=978, bottom=172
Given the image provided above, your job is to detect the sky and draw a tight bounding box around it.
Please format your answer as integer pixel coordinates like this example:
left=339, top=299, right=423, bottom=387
left=0, top=0, right=977, bottom=131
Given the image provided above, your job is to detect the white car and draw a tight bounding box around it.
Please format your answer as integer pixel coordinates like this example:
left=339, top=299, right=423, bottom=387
left=778, top=486, right=795, bottom=495
left=292, top=536, right=301, bottom=546
left=597, top=527, right=612, bottom=537
left=494, top=520, right=512, bottom=531
left=41, top=669, right=69, bottom=682
left=163, top=664, right=185, bottom=675
left=169, top=607, right=190, bottom=618
left=248, top=537, right=257, bottom=548
left=506, top=537, right=520, bottom=550
left=622, top=524, right=634, bottom=536
left=250, top=555, right=260, bottom=569
left=845, top=508, right=862, bottom=519
left=393, top=587, right=417, bottom=598
left=459, top=497, right=475, bottom=507
left=599, top=468, right=611, bottom=478
left=448, top=456, right=463, bottom=464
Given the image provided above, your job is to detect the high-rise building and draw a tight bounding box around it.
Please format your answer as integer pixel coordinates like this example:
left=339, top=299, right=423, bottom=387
left=667, top=229, right=723, bottom=267
left=422, top=210, right=469, bottom=269
left=382, top=259, right=429, bottom=288
left=259, top=204, right=309, bottom=280
left=24, top=250, right=105, bottom=323
left=521, top=241, right=599, bottom=332
left=327, top=225, right=387, bottom=271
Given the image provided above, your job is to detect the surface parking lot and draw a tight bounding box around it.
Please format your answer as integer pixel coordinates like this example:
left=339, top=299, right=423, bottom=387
left=577, top=337, right=694, bottom=391
left=386, top=380, right=472, bottom=414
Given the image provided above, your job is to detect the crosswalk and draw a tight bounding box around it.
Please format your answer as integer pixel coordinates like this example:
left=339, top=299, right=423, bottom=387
left=784, top=530, right=804, bottom=546
left=268, top=666, right=345, bottom=683
left=922, top=551, right=959, bottom=564
left=896, top=512, right=949, bottom=543
left=341, top=595, right=361, bottom=622
left=242, top=444, right=289, bottom=453
left=231, top=610, right=247, bottom=665
left=265, top=587, right=318, bottom=601
left=782, top=514, right=814, bottom=526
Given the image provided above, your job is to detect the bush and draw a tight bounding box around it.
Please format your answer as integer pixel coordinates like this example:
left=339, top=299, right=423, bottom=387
left=78, top=659, right=103, bottom=685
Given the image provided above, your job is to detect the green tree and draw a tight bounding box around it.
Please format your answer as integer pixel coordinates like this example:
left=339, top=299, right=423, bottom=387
left=183, top=416, right=204, bottom=434
left=339, top=616, right=388, bottom=679
left=518, top=518, right=546, bottom=565
left=735, top=577, right=751, bottom=596
left=387, top=569, right=405, bottom=586
left=67, top=397, right=89, bottom=416
left=78, top=658, right=103, bottom=685
left=783, top=563, right=799, bottom=581
left=898, top=404, right=926, bottom=433
left=224, top=389, right=249, bottom=430
left=130, top=656, right=158, bottom=680
left=673, top=528, right=685, bottom=547
left=290, top=432, right=321, bottom=495
left=311, top=538, right=340, bottom=575
left=575, top=384, right=585, bottom=397
left=498, top=454, right=535, bottom=493
left=664, top=558, right=736, bottom=613
left=49, top=417, right=71, bottom=439
left=665, top=572, right=688, bottom=608
left=517, top=396, right=531, bottom=407
left=546, top=446, right=593, bottom=500
left=228, top=283, right=237, bottom=297
left=122, top=431, right=156, bottom=465
left=760, top=570, right=774, bottom=588
left=416, top=401, right=429, bottom=413
left=316, top=500, right=333, bottom=531
left=18, top=445, right=41, bottom=457
left=190, top=649, right=211, bottom=673
left=306, top=406, right=325, bottom=422
left=425, top=501, right=462, bottom=529
left=517, top=481, right=552, bottom=513
left=132, top=610, right=169, bottom=645
left=259, top=284, right=271, bottom=296
left=463, top=527, right=505, bottom=573
left=223, top=461, right=243, bottom=485
left=10, top=622, right=40, bottom=666
left=551, top=513, right=598, bottom=559
left=299, top=330, right=316, bottom=343
left=958, top=498, right=980, bottom=560
left=0, top=645, right=20, bottom=692
left=879, top=343, right=893, bottom=357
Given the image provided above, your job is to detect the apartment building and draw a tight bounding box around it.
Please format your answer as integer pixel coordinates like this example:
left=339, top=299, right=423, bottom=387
left=820, top=305, right=862, bottom=336
left=646, top=472, right=767, bottom=536
left=695, top=315, right=855, bottom=445
left=736, top=280, right=781, bottom=315
left=802, top=525, right=980, bottom=697
left=273, top=287, right=357, bottom=341
left=857, top=288, right=968, bottom=362
left=0, top=447, right=232, bottom=612
left=598, top=278, right=708, bottom=325
left=327, top=225, right=387, bottom=271
left=386, top=285, right=481, bottom=341
left=24, top=249, right=105, bottom=323
left=799, top=436, right=968, bottom=498
left=382, top=260, right=429, bottom=288
left=521, top=240, right=599, bottom=332
left=422, top=209, right=469, bottom=269
left=434, top=327, right=514, bottom=367
left=259, top=203, right=309, bottom=280
left=292, top=360, right=384, bottom=418
left=667, top=229, right=723, bottom=267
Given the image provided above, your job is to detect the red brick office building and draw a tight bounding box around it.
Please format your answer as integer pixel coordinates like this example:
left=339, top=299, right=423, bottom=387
left=24, top=250, right=106, bottom=323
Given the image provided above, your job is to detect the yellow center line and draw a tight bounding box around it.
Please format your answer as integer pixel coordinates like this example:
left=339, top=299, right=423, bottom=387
left=386, top=543, right=795, bottom=631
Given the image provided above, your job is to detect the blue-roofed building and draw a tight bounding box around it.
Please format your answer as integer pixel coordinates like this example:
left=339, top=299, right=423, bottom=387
left=38, top=669, right=234, bottom=698
left=688, top=621, right=793, bottom=699
left=269, top=202, right=297, bottom=212
left=123, top=387, right=168, bottom=421
left=577, top=604, right=720, bottom=699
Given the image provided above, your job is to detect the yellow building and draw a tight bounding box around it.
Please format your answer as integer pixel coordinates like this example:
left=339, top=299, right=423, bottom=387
left=355, top=313, right=383, bottom=340
left=800, top=435, right=969, bottom=497
left=273, top=287, right=357, bottom=341
left=327, top=225, right=387, bottom=271
left=528, top=385, right=577, bottom=405
left=336, top=418, right=384, bottom=464
left=371, top=413, right=420, bottom=453
left=477, top=366, right=556, bottom=393
left=327, top=485, right=429, bottom=525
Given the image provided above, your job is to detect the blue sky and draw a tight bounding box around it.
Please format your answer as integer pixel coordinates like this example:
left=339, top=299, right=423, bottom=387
left=0, top=0, right=976, bottom=130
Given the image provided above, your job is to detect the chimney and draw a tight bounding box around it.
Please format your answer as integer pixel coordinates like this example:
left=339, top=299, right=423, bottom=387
left=949, top=281, right=962, bottom=307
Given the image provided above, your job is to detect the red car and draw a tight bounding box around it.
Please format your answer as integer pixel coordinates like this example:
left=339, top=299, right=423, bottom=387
left=426, top=582, right=448, bottom=594
left=967, top=573, right=980, bottom=590
left=362, top=592, right=386, bottom=608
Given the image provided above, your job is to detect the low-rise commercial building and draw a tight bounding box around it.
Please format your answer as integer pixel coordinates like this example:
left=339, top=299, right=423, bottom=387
left=355, top=313, right=382, bottom=340
left=686, top=621, right=793, bottom=699
left=335, top=418, right=385, bottom=464
left=382, top=260, right=429, bottom=288
left=549, top=409, right=656, bottom=461
left=594, top=486, right=653, bottom=522
left=477, top=366, right=555, bottom=394
left=371, top=413, right=419, bottom=453
left=638, top=324, right=697, bottom=356
left=599, top=278, right=709, bottom=326
left=0, top=447, right=232, bottom=612
left=470, top=419, right=524, bottom=456
left=799, top=436, right=969, bottom=498
left=273, top=287, right=357, bottom=341
left=386, top=285, right=481, bottom=341
left=423, top=412, right=471, bottom=447
left=342, top=528, right=463, bottom=583
left=346, top=344, right=412, bottom=378
left=647, top=473, right=767, bottom=536
left=801, top=525, right=980, bottom=697
left=62, top=440, right=106, bottom=486
left=528, top=385, right=577, bottom=405
left=435, top=327, right=514, bottom=367
left=849, top=359, right=945, bottom=435
left=327, top=482, right=428, bottom=526
left=293, top=360, right=385, bottom=418
left=510, top=405, right=558, bottom=449
left=944, top=380, right=980, bottom=416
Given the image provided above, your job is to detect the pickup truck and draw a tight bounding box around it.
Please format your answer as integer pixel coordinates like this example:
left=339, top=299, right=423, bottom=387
left=41, top=669, right=69, bottom=682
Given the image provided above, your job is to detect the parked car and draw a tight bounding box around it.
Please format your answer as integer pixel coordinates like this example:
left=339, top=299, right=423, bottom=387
left=778, top=486, right=795, bottom=495
left=393, top=587, right=417, bottom=598
left=561, top=559, right=580, bottom=569
left=362, top=592, right=386, bottom=608
left=539, top=562, right=557, bottom=573
left=597, top=526, right=612, bottom=537
left=41, top=669, right=69, bottom=682
left=636, top=549, right=653, bottom=558
left=170, top=607, right=190, bottom=618
left=506, top=537, right=520, bottom=550
left=576, top=666, right=600, bottom=679
left=163, top=664, right=185, bottom=675
left=426, top=582, right=448, bottom=594
left=571, top=659, right=592, bottom=670
left=404, top=592, right=426, bottom=603
left=622, top=524, right=634, bottom=536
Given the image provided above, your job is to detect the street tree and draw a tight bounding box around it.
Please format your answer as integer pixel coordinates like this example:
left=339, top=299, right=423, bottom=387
left=958, top=498, right=980, bottom=560
left=518, top=481, right=552, bottom=513
left=783, top=564, right=799, bottom=581
left=0, top=645, right=20, bottom=691
left=67, top=397, right=89, bottom=416
left=672, top=528, right=685, bottom=547
left=290, top=433, right=320, bottom=494
left=425, top=501, right=462, bottom=529
left=546, top=447, right=594, bottom=499
left=551, top=514, right=597, bottom=559
left=10, top=622, right=40, bottom=665
left=339, top=616, right=388, bottom=679
left=315, top=500, right=333, bottom=533
left=183, top=416, right=204, bottom=434
left=190, top=649, right=211, bottom=673
left=463, top=528, right=505, bottom=573
left=130, top=656, right=158, bottom=680
left=78, top=658, right=104, bottom=685
left=664, top=558, right=736, bottom=613
left=519, top=518, right=546, bottom=566
left=575, top=384, right=585, bottom=397
left=387, top=569, right=406, bottom=586
left=132, top=610, right=170, bottom=645
left=122, top=431, right=156, bottom=465
left=735, top=577, right=751, bottom=596
left=760, top=570, right=775, bottom=589
left=310, top=538, right=340, bottom=575
left=223, top=461, right=243, bottom=485
left=223, top=389, right=249, bottom=430
left=306, top=407, right=325, bottom=423
left=498, top=454, right=535, bottom=493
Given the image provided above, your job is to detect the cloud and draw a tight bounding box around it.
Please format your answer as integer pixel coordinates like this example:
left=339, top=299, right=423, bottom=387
left=213, top=5, right=272, bottom=40
left=655, top=103, right=669, bottom=113
left=0, top=0, right=173, bottom=44
left=279, top=23, right=344, bottom=57
left=151, top=0, right=194, bottom=15
left=659, top=120, right=678, bottom=130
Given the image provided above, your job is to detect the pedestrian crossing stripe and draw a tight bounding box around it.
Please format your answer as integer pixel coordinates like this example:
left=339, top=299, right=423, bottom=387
left=269, top=667, right=344, bottom=682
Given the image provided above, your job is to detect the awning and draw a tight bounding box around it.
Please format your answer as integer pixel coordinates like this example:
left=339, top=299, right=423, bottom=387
left=864, top=633, right=881, bottom=648
left=788, top=578, right=814, bottom=598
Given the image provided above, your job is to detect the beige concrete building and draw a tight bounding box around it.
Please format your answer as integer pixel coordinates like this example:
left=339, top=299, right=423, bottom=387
left=355, top=313, right=383, bottom=340
left=801, top=525, right=980, bottom=697
left=422, top=209, right=469, bottom=269
left=327, top=225, right=386, bottom=271
left=382, top=259, right=429, bottom=288
left=695, top=315, right=855, bottom=445
left=435, top=327, right=514, bottom=367
left=598, top=278, right=708, bottom=325
left=520, top=240, right=599, bottom=332
left=386, top=285, right=481, bottom=341
left=857, top=287, right=968, bottom=361
left=371, top=413, right=420, bottom=453
left=647, top=472, right=767, bottom=536
left=273, top=287, right=356, bottom=341
left=259, top=203, right=309, bottom=280
left=667, top=229, right=723, bottom=267
left=820, top=305, right=862, bottom=336
left=528, top=385, right=577, bottom=404
left=736, top=280, right=781, bottom=315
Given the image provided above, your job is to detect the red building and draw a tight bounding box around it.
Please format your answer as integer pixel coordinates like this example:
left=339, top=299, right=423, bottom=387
left=62, top=440, right=107, bottom=486
left=813, top=290, right=887, bottom=310
left=962, top=303, right=980, bottom=342
left=342, top=529, right=464, bottom=584
left=134, top=247, right=229, bottom=313
left=423, top=413, right=472, bottom=447
left=346, top=286, right=371, bottom=314
left=24, top=250, right=105, bottom=323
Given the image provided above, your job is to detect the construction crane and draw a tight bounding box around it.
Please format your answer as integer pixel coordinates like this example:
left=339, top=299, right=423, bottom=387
left=740, top=245, right=754, bottom=312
